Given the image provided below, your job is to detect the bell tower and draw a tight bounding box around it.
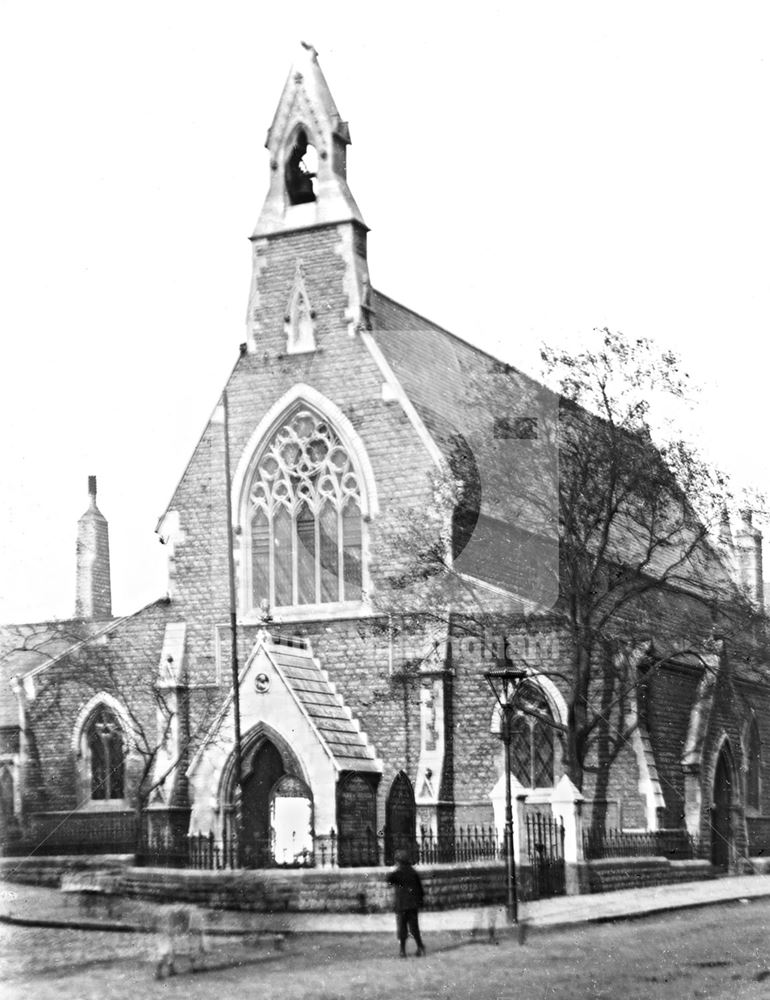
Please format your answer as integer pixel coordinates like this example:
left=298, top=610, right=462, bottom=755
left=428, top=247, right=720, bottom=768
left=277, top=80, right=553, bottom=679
left=246, top=44, right=370, bottom=351
left=253, top=42, right=366, bottom=238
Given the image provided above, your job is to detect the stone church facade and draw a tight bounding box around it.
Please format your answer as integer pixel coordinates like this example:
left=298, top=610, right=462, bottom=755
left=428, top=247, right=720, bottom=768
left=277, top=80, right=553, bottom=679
left=2, top=46, right=770, bottom=882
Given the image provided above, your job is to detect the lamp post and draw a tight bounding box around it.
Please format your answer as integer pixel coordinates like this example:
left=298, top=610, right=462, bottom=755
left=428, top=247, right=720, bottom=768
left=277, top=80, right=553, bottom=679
left=484, top=668, right=527, bottom=924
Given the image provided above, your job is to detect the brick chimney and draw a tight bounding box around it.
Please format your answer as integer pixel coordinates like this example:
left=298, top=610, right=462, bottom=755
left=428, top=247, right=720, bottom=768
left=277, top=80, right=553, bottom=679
left=734, top=509, right=764, bottom=608
left=76, top=476, right=112, bottom=619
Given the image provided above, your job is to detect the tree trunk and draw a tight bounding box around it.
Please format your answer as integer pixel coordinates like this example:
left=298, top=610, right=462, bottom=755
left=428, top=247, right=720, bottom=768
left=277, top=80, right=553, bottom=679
left=565, top=641, right=591, bottom=792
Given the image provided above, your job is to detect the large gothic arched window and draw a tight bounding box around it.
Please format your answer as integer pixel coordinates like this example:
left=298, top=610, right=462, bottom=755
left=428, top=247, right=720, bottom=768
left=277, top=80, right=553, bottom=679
left=247, top=408, right=363, bottom=611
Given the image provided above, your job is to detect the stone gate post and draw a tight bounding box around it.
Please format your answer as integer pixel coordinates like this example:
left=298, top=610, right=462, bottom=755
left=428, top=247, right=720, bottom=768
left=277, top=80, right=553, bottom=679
left=550, top=775, right=585, bottom=895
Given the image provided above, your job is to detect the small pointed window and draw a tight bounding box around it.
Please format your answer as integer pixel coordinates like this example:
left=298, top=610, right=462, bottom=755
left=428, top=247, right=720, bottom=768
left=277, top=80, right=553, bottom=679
left=285, top=128, right=317, bottom=205
left=284, top=262, right=316, bottom=354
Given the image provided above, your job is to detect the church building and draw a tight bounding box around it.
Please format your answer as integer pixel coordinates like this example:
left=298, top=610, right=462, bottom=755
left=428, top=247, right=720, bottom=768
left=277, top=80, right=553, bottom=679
left=2, top=46, right=770, bottom=890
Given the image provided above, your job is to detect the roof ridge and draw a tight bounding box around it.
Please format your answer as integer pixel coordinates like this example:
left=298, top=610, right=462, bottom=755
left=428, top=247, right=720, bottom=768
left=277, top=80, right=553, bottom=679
left=370, top=287, right=529, bottom=381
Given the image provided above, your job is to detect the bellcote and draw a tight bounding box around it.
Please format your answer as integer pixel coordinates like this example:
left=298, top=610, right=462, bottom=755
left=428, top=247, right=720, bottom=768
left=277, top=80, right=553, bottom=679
left=252, top=43, right=367, bottom=238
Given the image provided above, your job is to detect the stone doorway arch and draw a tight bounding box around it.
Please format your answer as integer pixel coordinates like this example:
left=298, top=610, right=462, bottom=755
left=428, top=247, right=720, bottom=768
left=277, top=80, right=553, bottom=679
left=232, top=727, right=311, bottom=868
left=241, top=739, right=284, bottom=868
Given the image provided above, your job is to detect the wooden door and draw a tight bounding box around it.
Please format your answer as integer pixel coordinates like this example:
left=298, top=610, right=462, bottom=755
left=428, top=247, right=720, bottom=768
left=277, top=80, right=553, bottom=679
left=711, top=746, right=732, bottom=870
left=384, top=771, right=416, bottom=865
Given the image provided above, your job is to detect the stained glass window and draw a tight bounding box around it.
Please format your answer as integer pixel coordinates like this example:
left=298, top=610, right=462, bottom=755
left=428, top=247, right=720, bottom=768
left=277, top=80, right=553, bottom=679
left=247, top=409, right=363, bottom=610
left=508, top=682, right=555, bottom=788
left=87, top=707, right=125, bottom=800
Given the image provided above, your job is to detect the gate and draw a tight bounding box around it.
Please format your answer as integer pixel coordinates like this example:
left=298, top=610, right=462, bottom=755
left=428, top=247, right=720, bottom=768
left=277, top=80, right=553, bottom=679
left=525, top=813, right=565, bottom=899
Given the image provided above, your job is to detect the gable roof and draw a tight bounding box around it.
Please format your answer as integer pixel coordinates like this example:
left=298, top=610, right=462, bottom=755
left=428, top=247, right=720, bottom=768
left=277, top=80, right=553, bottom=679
left=0, top=601, right=170, bottom=729
left=0, top=621, right=106, bottom=728
left=265, top=637, right=381, bottom=773
left=188, top=631, right=382, bottom=779
left=367, top=288, right=741, bottom=604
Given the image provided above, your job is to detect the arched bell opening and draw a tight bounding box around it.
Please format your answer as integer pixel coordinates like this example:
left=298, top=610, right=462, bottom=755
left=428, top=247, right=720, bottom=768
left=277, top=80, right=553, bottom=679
left=285, top=126, right=318, bottom=205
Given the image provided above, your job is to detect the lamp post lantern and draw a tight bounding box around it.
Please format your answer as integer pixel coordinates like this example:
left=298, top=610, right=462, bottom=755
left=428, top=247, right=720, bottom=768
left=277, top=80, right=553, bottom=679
left=484, top=668, right=527, bottom=924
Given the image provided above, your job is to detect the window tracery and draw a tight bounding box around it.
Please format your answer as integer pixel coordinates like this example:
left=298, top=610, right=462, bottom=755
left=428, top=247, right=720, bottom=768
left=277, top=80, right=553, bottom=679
left=247, top=408, right=363, bottom=612
left=78, top=704, right=126, bottom=803
left=508, top=681, right=555, bottom=788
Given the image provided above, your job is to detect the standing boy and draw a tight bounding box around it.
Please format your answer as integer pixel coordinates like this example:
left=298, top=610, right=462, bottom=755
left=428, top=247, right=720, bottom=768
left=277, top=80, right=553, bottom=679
left=386, top=849, right=426, bottom=958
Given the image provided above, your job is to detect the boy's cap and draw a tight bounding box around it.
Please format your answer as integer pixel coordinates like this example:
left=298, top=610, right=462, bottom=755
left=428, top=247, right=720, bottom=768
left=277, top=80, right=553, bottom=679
left=394, top=849, right=411, bottom=863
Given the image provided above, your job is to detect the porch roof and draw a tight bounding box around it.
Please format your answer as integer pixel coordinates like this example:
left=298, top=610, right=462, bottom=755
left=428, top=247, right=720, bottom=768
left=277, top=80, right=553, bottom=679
left=265, top=637, right=382, bottom=774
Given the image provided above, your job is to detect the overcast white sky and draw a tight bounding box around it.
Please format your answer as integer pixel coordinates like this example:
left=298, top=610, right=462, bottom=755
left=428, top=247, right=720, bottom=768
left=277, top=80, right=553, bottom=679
left=1, top=1, right=768, bottom=623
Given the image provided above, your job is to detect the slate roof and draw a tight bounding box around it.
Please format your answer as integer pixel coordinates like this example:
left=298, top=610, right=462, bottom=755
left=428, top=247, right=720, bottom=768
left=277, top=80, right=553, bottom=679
left=0, top=621, right=107, bottom=729
left=0, top=604, right=171, bottom=730
left=367, top=288, right=738, bottom=601
left=264, top=637, right=381, bottom=774
left=369, top=290, right=545, bottom=493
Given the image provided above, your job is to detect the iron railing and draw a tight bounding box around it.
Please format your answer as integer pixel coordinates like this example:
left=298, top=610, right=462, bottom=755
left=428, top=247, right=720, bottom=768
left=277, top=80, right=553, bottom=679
left=182, top=825, right=505, bottom=871
left=1, top=810, right=138, bottom=857
left=583, top=827, right=695, bottom=860
left=417, top=825, right=500, bottom=865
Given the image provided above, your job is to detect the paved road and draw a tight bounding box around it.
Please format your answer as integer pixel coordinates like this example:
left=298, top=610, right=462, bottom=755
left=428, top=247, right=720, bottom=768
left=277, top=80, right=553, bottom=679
left=3, top=899, right=770, bottom=999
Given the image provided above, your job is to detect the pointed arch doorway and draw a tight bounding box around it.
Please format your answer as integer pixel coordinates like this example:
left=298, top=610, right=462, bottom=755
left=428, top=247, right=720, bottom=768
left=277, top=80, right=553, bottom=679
left=711, top=743, right=733, bottom=870
left=241, top=739, right=284, bottom=868
left=237, top=732, right=314, bottom=868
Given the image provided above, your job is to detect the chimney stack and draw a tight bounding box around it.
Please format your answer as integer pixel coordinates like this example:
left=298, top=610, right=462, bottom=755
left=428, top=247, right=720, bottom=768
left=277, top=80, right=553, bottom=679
left=76, top=475, right=112, bottom=619
left=734, top=509, right=764, bottom=608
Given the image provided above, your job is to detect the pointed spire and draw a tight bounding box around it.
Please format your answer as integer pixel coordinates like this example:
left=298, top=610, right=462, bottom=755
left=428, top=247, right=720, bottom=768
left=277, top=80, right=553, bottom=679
left=253, top=43, right=367, bottom=237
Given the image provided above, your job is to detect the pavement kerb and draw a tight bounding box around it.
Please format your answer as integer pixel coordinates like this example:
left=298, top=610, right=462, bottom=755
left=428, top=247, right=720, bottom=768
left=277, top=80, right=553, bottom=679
left=4, top=875, right=770, bottom=937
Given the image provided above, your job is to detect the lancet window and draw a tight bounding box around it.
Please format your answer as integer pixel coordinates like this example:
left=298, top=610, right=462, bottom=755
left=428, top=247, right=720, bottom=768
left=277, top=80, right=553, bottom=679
left=248, top=408, right=363, bottom=611
left=83, top=706, right=126, bottom=801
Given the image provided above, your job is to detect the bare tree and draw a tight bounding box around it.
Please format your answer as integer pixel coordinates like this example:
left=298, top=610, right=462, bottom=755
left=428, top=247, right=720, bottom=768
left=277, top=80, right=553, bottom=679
left=7, top=609, right=221, bottom=851
left=370, top=329, right=764, bottom=794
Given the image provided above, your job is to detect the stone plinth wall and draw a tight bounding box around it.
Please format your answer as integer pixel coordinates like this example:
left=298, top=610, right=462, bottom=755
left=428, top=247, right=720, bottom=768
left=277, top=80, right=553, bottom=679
left=0, top=855, right=132, bottom=888
left=1, top=855, right=720, bottom=908
left=118, top=862, right=507, bottom=913
left=577, top=858, right=716, bottom=894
